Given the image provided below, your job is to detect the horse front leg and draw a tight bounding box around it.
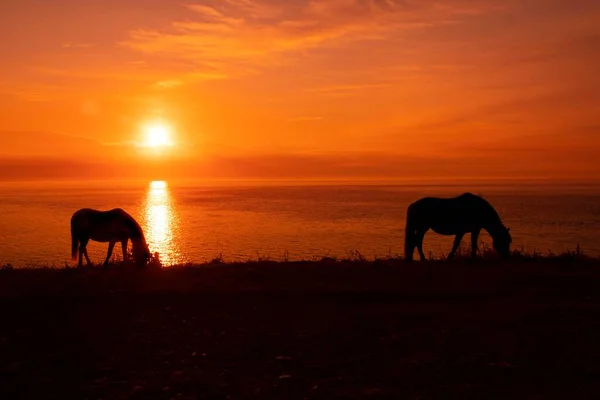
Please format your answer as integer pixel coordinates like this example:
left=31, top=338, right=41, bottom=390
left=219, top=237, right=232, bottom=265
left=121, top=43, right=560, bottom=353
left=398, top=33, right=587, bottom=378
left=448, top=232, right=465, bottom=260
left=103, top=242, right=116, bottom=267
left=121, top=240, right=128, bottom=264
left=416, top=230, right=427, bottom=261
left=471, top=229, right=481, bottom=258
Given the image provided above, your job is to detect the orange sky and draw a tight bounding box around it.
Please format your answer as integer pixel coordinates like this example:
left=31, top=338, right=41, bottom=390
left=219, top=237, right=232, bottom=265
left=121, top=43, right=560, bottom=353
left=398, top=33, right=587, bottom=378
left=1, top=0, right=599, bottom=182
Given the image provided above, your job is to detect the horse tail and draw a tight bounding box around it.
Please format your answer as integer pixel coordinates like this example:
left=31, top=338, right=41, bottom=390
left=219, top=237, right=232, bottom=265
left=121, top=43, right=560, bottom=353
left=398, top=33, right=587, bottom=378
left=71, top=225, right=78, bottom=261
left=404, top=204, right=416, bottom=261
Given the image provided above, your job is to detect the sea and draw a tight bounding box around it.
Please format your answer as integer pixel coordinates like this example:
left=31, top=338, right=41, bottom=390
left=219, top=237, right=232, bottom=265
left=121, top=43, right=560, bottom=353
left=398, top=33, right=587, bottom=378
left=0, top=181, right=599, bottom=267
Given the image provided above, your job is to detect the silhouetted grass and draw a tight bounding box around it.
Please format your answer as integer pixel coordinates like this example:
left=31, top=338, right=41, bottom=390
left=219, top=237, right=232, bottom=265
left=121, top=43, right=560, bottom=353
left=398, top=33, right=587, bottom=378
left=50, top=250, right=600, bottom=271
left=1, top=244, right=598, bottom=273
left=2, top=247, right=600, bottom=399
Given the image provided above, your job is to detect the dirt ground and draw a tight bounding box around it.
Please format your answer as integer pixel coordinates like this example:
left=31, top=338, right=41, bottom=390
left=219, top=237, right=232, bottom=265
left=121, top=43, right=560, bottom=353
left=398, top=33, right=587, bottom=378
left=1, top=259, right=600, bottom=399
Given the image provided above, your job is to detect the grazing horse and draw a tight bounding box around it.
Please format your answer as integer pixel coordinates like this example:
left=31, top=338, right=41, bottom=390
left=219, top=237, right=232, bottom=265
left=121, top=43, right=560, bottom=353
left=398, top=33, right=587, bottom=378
left=70, top=208, right=151, bottom=268
left=404, top=193, right=512, bottom=261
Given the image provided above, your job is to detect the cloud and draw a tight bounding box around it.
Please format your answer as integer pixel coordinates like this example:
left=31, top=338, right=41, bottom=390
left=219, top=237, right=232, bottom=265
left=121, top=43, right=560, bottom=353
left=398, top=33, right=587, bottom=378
left=0, top=158, right=112, bottom=182
left=7, top=89, right=61, bottom=103
left=287, top=116, right=324, bottom=122
left=31, top=64, right=229, bottom=87
left=304, top=82, right=396, bottom=96
left=61, top=42, right=93, bottom=48
left=31, top=66, right=154, bottom=82
left=153, top=79, right=184, bottom=89
left=119, top=0, right=505, bottom=77
left=0, top=131, right=106, bottom=157
left=198, top=150, right=600, bottom=181
left=1, top=147, right=598, bottom=182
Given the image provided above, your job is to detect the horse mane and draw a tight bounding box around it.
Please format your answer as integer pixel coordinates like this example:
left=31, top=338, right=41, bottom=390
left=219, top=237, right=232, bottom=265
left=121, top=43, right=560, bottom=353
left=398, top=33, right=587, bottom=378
left=116, top=209, right=145, bottom=241
left=459, top=192, right=503, bottom=225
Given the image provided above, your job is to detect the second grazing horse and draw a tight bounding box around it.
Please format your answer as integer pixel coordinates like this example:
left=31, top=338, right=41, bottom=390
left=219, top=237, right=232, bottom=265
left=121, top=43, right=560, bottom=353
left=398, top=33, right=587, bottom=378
left=404, top=193, right=512, bottom=261
left=70, top=208, right=151, bottom=268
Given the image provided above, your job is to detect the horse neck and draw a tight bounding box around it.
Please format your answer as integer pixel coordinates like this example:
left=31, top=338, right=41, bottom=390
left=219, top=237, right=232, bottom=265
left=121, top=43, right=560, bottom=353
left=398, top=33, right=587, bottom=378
left=124, top=219, right=146, bottom=250
left=130, top=232, right=147, bottom=248
left=484, top=216, right=506, bottom=239
left=480, top=203, right=505, bottom=238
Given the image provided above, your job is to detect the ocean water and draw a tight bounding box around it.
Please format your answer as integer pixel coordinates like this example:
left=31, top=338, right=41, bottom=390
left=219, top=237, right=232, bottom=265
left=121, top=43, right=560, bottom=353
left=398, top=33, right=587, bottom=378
left=0, top=181, right=599, bottom=267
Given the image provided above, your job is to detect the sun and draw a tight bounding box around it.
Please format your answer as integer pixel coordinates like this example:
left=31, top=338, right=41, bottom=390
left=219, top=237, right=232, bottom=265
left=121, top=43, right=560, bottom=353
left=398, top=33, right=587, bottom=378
left=143, top=123, right=173, bottom=148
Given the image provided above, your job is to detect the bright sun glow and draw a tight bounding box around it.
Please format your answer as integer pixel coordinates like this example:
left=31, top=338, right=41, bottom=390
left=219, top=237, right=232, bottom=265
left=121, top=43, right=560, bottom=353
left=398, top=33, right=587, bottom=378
left=143, top=123, right=173, bottom=148
left=150, top=180, right=167, bottom=190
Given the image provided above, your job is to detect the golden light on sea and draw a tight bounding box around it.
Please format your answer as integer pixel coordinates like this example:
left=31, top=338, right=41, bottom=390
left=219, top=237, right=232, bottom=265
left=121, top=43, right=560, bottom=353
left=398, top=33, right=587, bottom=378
left=144, top=180, right=180, bottom=265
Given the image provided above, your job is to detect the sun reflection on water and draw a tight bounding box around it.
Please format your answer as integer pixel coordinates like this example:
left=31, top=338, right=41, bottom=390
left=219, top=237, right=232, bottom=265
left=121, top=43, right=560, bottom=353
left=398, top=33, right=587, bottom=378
left=144, top=180, right=180, bottom=266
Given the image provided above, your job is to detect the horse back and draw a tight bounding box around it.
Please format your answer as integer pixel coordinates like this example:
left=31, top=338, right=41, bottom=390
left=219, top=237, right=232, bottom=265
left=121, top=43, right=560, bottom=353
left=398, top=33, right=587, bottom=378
left=407, top=193, right=497, bottom=231
left=71, top=208, right=139, bottom=241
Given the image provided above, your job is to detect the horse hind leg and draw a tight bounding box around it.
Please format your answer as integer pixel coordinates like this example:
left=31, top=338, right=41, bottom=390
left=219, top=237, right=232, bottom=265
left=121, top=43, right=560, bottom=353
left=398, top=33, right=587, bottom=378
left=78, top=246, right=84, bottom=268
left=71, top=235, right=79, bottom=262
left=83, top=249, right=92, bottom=267
left=78, top=238, right=91, bottom=268
left=405, top=242, right=416, bottom=262
left=79, top=238, right=93, bottom=267
left=404, top=230, right=416, bottom=262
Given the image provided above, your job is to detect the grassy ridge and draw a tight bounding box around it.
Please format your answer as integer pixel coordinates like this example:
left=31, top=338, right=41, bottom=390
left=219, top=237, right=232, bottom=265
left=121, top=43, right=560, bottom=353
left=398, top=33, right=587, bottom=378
left=2, top=245, right=597, bottom=272
left=2, top=255, right=600, bottom=399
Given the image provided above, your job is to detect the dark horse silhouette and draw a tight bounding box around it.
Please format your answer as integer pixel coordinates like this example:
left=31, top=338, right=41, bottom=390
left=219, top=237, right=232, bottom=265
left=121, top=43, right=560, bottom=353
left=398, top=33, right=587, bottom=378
left=404, top=193, right=512, bottom=261
left=71, top=208, right=151, bottom=268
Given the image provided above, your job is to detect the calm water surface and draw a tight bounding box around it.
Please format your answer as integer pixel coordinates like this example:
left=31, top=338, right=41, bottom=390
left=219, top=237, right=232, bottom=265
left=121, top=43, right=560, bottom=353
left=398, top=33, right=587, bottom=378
left=0, top=181, right=599, bottom=267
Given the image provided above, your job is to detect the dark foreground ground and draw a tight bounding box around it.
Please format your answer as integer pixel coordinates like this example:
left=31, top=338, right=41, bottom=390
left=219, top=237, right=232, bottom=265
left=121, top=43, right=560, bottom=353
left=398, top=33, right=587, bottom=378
left=2, top=258, right=600, bottom=399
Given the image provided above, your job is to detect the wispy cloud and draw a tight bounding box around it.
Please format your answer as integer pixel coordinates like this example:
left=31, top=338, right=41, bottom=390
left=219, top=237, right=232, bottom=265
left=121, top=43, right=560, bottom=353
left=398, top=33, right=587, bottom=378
left=153, top=79, right=184, bottom=89
left=31, top=66, right=154, bottom=82
left=200, top=149, right=600, bottom=180
left=0, top=130, right=107, bottom=157
left=287, top=116, right=324, bottom=122
left=119, top=0, right=505, bottom=77
left=9, top=90, right=61, bottom=103
left=30, top=65, right=227, bottom=89
left=304, top=82, right=396, bottom=96
left=61, top=42, right=93, bottom=48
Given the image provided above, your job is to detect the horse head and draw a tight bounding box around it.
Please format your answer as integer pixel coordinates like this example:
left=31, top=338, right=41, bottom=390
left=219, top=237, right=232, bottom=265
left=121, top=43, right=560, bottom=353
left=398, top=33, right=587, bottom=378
left=132, top=241, right=151, bottom=267
left=492, top=227, right=512, bottom=258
